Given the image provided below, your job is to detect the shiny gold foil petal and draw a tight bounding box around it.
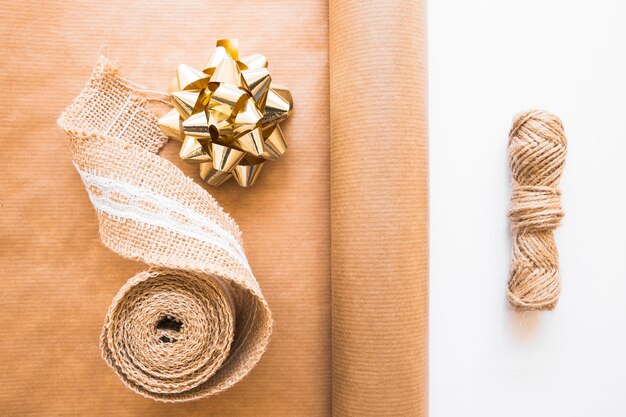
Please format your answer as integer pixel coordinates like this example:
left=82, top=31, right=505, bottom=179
left=233, top=158, right=265, bottom=187
left=209, top=55, right=245, bottom=89
left=208, top=84, right=248, bottom=118
left=235, top=126, right=265, bottom=157
left=216, top=38, right=239, bottom=60
left=232, top=97, right=263, bottom=138
left=203, top=46, right=230, bottom=76
left=242, top=68, right=271, bottom=112
left=179, top=136, right=211, bottom=164
left=157, top=108, right=183, bottom=141
left=214, top=118, right=234, bottom=144
left=199, top=162, right=232, bottom=187
left=261, top=125, right=287, bottom=160
left=240, top=53, right=268, bottom=71
left=177, top=64, right=209, bottom=90
left=209, top=142, right=246, bottom=173
left=182, top=111, right=212, bottom=138
left=262, top=88, right=292, bottom=126
left=270, top=83, right=294, bottom=108
left=171, top=90, right=202, bottom=119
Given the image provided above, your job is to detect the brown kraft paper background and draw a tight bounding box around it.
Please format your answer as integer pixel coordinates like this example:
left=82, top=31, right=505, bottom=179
left=0, top=0, right=428, bottom=415
left=0, top=1, right=330, bottom=415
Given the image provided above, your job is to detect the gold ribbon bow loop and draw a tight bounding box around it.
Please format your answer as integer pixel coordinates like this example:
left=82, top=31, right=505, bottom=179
left=158, top=39, right=293, bottom=187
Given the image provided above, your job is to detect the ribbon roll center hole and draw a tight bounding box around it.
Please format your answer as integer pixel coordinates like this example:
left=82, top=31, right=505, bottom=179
left=156, top=315, right=183, bottom=343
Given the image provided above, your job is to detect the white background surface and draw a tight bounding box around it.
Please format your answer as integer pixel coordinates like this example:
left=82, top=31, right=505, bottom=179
left=429, top=1, right=626, bottom=416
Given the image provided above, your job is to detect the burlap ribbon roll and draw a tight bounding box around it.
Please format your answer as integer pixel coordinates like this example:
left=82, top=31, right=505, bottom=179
left=58, top=57, right=272, bottom=401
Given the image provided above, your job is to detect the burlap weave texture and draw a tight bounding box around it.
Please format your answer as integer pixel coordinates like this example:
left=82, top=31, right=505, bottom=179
left=58, top=58, right=272, bottom=401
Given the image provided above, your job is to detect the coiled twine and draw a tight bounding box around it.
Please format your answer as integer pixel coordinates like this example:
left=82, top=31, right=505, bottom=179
left=508, top=110, right=567, bottom=311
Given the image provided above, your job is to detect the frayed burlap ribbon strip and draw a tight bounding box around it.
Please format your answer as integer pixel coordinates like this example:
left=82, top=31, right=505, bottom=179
left=508, top=110, right=567, bottom=311
left=58, top=57, right=272, bottom=401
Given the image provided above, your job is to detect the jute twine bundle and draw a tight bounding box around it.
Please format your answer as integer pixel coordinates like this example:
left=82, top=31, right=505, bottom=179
left=508, top=110, right=567, bottom=311
left=58, top=57, right=272, bottom=401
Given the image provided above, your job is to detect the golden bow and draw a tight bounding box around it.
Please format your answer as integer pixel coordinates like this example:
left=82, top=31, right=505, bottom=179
left=158, top=39, right=293, bottom=187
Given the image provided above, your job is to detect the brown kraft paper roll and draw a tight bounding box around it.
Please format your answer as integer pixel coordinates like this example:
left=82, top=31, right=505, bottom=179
left=329, top=1, right=429, bottom=416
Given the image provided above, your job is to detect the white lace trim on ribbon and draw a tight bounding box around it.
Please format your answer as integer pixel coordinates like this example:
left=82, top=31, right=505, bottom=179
left=73, top=162, right=251, bottom=273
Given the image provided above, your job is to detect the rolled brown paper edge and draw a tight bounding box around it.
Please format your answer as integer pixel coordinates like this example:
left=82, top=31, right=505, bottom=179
left=329, top=0, right=429, bottom=416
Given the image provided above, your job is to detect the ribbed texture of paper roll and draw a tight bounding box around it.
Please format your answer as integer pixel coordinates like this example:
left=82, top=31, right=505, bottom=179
left=58, top=58, right=272, bottom=402
left=329, top=1, right=428, bottom=416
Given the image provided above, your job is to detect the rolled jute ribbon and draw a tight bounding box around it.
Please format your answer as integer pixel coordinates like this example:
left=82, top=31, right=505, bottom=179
left=507, top=110, right=567, bottom=311
left=58, top=57, right=272, bottom=401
